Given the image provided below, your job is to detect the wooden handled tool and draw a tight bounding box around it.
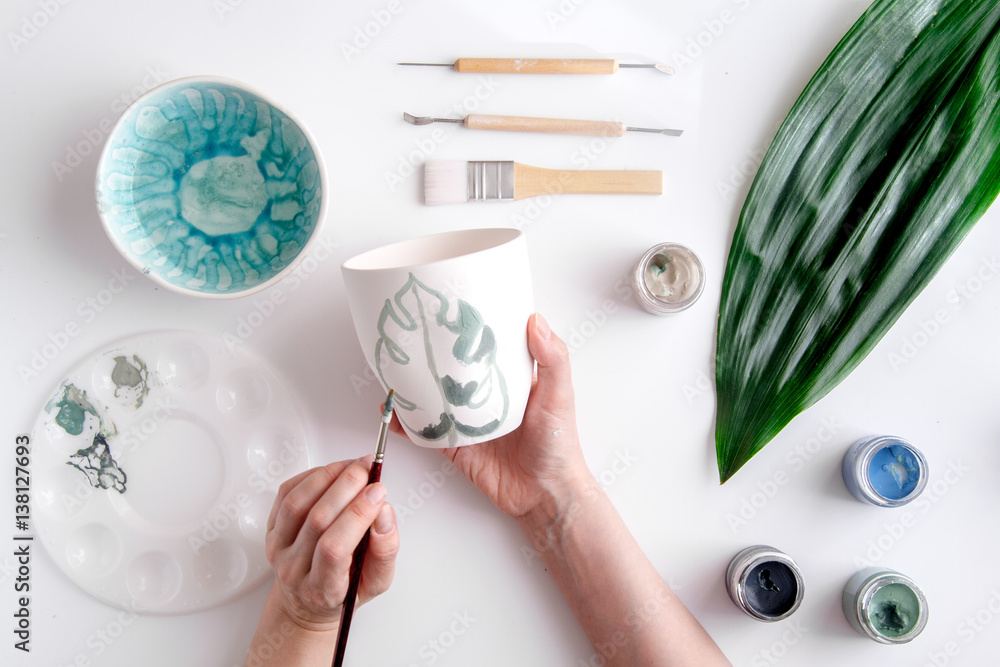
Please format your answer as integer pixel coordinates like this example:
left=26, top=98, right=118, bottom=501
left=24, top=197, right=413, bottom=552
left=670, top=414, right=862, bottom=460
left=424, top=160, right=663, bottom=205
left=469, top=114, right=627, bottom=135
left=402, top=113, right=683, bottom=137
left=398, top=58, right=674, bottom=75
left=512, top=163, right=663, bottom=199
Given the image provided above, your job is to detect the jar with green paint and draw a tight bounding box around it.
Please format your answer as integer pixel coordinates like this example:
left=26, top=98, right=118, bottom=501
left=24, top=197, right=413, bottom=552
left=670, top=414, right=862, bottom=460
left=842, top=567, right=928, bottom=644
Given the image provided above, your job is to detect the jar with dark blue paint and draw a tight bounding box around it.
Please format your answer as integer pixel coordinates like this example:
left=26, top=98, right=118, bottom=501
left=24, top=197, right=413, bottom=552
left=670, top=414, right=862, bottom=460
left=726, top=545, right=804, bottom=622
left=842, top=435, right=928, bottom=507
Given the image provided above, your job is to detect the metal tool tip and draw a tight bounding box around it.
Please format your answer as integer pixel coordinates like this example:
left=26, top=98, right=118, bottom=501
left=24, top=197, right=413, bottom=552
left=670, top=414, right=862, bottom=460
left=402, top=112, right=434, bottom=126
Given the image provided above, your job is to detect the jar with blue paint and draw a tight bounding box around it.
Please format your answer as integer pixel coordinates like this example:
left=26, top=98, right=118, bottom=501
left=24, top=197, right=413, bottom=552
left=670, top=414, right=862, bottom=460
left=842, top=435, right=928, bottom=507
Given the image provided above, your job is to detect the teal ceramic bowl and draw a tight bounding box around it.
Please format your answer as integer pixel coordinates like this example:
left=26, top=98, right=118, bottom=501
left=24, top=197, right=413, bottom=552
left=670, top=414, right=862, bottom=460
left=96, top=76, right=326, bottom=298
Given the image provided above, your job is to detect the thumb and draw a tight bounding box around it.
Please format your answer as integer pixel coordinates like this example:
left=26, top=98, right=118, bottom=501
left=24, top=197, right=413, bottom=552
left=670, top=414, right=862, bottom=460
left=359, top=503, right=399, bottom=605
left=526, top=314, right=575, bottom=420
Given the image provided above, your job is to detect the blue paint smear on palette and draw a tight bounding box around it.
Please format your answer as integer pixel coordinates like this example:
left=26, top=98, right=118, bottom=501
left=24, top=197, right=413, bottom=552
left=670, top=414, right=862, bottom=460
left=868, top=444, right=920, bottom=500
left=96, top=78, right=322, bottom=295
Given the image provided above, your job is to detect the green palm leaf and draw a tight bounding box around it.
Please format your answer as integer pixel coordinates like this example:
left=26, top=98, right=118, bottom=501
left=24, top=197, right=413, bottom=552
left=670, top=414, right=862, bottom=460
left=716, top=0, right=1000, bottom=483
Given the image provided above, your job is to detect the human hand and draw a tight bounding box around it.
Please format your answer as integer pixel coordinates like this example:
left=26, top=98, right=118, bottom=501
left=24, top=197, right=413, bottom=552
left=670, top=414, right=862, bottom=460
left=391, top=313, right=593, bottom=520
left=263, top=457, right=399, bottom=632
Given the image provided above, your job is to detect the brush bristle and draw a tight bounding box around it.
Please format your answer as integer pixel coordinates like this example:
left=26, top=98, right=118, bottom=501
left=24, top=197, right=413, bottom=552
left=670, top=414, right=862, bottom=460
left=424, top=161, right=468, bottom=205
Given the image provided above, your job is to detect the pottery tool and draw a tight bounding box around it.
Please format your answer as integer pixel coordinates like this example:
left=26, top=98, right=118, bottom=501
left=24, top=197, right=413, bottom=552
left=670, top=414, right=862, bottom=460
left=424, top=161, right=662, bottom=205
left=333, top=388, right=394, bottom=667
left=403, top=112, right=682, bottom=137
left=398, top=58, right=674, bottom=75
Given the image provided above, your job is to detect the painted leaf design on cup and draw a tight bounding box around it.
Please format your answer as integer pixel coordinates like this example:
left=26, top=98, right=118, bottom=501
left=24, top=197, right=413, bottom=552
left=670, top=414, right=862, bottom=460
left=375, top=273, right=509, bottom=446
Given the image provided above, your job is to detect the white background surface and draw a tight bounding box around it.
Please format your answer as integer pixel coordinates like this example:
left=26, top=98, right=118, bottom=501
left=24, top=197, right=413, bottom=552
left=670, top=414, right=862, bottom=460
left=2, top=0, right=999, bottom=665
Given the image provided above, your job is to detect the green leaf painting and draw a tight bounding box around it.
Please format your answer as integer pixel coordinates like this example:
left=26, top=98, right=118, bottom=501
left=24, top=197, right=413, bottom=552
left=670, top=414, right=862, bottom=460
left=376, top=273, right=509, bottom=446
left=715, top=0, right=1000, bottom=482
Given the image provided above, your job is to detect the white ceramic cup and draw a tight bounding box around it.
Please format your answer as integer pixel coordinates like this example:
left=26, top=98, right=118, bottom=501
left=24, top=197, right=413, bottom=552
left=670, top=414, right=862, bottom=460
left=342, top=228, right=534, bottom=447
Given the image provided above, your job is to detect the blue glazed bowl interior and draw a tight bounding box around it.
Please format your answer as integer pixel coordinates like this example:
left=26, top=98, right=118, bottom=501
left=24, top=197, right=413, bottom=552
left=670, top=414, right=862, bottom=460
left=96, top=77, right=324, bottom=297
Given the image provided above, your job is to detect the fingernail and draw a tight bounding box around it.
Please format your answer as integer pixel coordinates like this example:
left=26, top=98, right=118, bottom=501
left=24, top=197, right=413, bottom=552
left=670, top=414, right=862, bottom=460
left=365, top=483, right=386, bottom=504
left=535, top=313, right=552, bottom=340
left=373, top=504, right=396, bottom=534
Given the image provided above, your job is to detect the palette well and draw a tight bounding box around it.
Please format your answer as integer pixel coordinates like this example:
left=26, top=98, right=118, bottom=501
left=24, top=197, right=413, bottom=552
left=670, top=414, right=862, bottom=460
left=31, top=331, right=310, bottom=614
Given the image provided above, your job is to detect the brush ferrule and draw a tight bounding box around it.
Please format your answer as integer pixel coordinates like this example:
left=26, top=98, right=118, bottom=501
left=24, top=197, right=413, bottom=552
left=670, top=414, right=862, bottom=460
left=468, top=161, right=515, bottom=202
left=374, top=422, right=389, bottom=461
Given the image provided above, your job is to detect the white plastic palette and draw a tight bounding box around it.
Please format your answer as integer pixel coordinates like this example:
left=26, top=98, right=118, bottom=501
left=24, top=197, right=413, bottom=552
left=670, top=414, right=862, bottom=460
left=31, top=331, right=310, bottom=614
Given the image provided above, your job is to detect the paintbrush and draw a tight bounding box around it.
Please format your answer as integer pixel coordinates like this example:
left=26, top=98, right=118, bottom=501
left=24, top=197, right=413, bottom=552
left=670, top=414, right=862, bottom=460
left=424, top=161, right=662, bottom=205
left=399, top=58, right=674, bottom=75
left=333, top=388, right=394, bottom=667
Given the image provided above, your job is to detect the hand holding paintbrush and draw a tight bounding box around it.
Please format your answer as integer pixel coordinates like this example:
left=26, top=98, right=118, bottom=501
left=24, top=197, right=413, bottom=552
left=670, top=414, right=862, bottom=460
left=244, top=390, right=398, bottom=667
left=333, top=389, right=394, bottom=666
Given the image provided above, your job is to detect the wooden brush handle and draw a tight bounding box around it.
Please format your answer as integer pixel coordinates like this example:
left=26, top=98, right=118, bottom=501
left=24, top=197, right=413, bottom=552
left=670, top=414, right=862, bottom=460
left=513, top=163, right=662, bottom=200
left=464, top=114, right=627, bottom=137
left=453, top=58, right=618, bottom=74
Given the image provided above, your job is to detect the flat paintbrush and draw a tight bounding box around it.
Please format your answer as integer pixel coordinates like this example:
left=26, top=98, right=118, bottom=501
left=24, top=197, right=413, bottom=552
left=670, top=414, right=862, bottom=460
left=424, top=160, right=663, bottom=205
left=332, top=388, right=394, bottom=667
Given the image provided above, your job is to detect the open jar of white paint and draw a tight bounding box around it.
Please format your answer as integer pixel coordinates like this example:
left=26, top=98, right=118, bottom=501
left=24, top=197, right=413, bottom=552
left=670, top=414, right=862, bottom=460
left=631, top=243, right=706, bottom=314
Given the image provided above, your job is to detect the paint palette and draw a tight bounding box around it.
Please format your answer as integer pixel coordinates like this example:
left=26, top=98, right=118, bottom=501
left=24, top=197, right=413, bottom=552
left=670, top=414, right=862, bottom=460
left=30, top=331, right=310, bottom=614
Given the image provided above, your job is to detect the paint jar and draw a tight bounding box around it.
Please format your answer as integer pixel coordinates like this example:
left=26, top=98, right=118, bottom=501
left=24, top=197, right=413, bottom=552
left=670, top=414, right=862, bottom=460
left=842, top=435, right=928, bottom=507
left=631, top=243, right=706, bottom=314
left=726, top=545, right=804, bottom=621
left=842, top=567, right=928, bottom=644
